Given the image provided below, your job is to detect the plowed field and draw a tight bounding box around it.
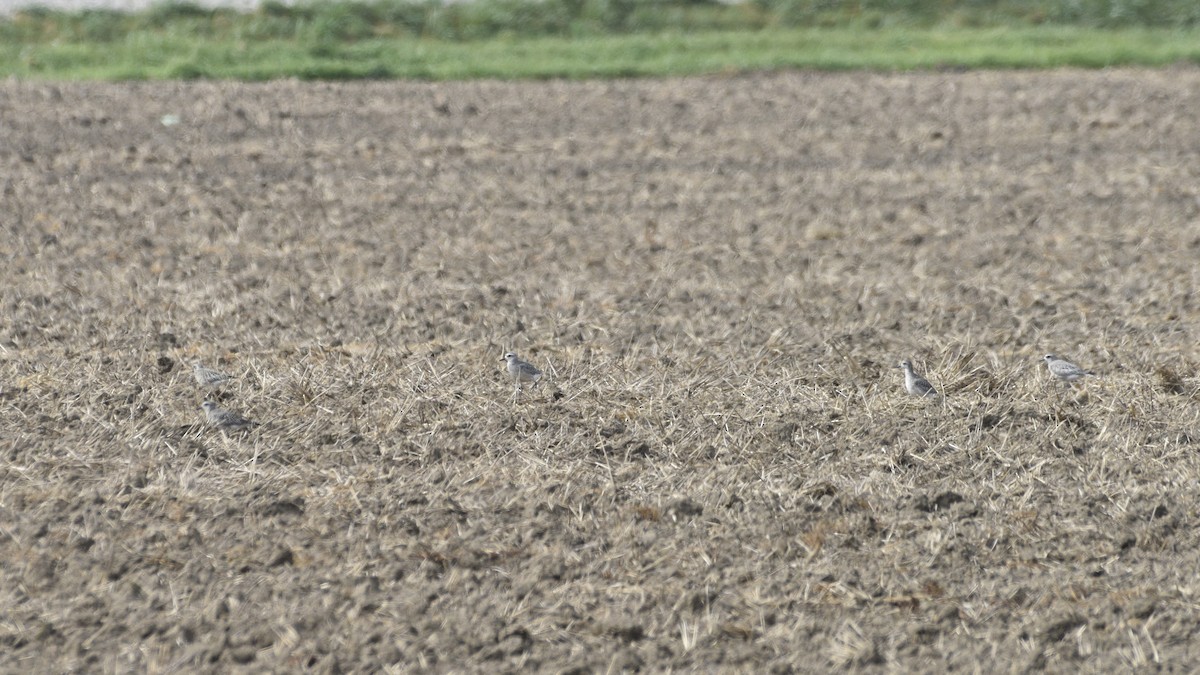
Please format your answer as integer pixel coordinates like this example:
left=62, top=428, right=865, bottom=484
left=4, top=69, right=1200, bottom=672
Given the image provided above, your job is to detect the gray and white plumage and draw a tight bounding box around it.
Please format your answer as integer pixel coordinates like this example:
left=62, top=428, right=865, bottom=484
left=502, top=352, right=542, bottom=388
left=201, top=401, right=255, bottom=431
left=898, top=360, right=938, bottom=397
left=1043, top=354, right=1093, bottom=383
left=193, top=362, right=232, bottom=388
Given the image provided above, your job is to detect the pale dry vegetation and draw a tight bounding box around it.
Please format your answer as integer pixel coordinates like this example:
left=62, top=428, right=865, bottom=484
left=3, top=70, right=1200, bottom=672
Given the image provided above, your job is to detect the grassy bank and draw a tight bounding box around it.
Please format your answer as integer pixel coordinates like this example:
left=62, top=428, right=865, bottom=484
left=4, top=26, right=1200, bottom=79
left=1, top=0, right=1199, bottom=79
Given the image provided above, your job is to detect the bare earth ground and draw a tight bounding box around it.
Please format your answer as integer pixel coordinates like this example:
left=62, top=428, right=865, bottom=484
left=3, top=69, right=1200, bottom=673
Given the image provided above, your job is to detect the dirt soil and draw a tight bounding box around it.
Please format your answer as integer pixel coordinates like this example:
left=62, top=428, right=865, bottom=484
left=3, top=69, right=1200, bottom=673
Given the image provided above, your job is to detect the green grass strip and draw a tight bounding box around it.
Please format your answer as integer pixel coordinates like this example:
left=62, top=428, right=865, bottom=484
left=3, top=26, right=1199, bottom=80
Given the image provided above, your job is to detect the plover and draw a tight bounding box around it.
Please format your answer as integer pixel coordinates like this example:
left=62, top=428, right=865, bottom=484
left=898, top=360, right=938, bottom=398
left=1043, top=354, right=1093, bottom=384
left=193, top=362, right=232, bottom=388
left=502, top=352, right=542, bottom=390
left=201, top=401, right=255, bottom=431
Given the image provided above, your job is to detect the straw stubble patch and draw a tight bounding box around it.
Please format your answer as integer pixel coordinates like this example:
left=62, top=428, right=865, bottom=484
left=3, top=69, right=1200, bottom=671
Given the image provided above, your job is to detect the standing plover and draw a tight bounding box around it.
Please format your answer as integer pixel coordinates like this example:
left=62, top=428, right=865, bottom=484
left=193, top=362, right=232, bottom=388
left=201, top=401, right=255, bottom=431
left=503, top=352, right=543, bottom=391
left=1043, top=354, right=1093, bottom=384
left=898, top=360, right=938, bottom=398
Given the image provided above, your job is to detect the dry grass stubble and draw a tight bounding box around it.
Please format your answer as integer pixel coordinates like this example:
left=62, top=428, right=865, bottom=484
left=3, top=70, right=1200, bottom=671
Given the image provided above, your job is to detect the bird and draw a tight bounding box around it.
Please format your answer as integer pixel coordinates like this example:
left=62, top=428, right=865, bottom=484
left=898, top=360, right=938, bottom=397
left=502, top=352, right=543, bottom=391
left=192, top=362, right=232, bottom=388
left=1043, top=354, right=1094, bottom=384
left=201, top=401, right=256, bottom=431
